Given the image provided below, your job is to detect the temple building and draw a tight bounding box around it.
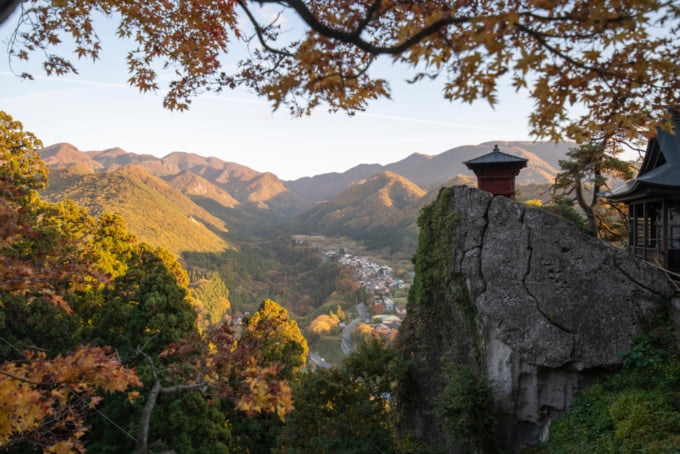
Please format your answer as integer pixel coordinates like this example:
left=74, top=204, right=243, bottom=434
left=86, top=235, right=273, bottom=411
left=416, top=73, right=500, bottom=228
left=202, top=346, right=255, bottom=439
left=602, top=112, right=680, bottom=273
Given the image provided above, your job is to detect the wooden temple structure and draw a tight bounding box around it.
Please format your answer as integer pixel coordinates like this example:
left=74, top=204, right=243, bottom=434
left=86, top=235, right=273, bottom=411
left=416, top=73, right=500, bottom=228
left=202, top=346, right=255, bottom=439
left=603, top=112, right=680, bottom=273
left=464, top=145, right=528, bottom=200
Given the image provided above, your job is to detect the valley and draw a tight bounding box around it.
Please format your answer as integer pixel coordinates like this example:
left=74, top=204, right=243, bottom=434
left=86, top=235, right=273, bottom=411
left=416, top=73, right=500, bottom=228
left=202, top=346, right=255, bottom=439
left=7, top=119, right=672, bottom=454
left=38, top=141, right=565, bottom=365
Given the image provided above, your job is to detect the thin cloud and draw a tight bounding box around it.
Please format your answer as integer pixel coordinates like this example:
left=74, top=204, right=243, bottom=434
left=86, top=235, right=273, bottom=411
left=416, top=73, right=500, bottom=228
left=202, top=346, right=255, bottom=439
left=356, top=111, right=524, bottom=134
left=1, top=70, right=129, bottom=90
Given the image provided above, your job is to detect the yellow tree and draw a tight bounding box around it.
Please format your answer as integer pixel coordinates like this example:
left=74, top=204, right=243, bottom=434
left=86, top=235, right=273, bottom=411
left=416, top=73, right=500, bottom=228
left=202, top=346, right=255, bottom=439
left=4, top=0, right=680, bottom=142
left=309, top=313, right=340, bottom=336
left=0, top=111, right=109, bottom=303
left=129, top=311, right=306, bottom=453
left=241, top=298, right=309, bottom=380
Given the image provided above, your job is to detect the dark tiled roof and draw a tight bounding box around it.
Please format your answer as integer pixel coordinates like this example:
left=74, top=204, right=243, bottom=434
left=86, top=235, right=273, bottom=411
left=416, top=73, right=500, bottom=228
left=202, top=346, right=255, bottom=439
left=463, top=145, right=529, bottom=167
left=602, top=112, right=680, bottom=201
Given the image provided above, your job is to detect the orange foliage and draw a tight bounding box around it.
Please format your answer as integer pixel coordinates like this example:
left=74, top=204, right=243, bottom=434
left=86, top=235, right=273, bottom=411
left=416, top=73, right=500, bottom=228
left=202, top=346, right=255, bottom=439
left=310, top=313, right=340, bottom=336
left=0, top=112, right=109, bottom=305
left=0, top=346, right=140, bottom=452
left=371, top=303, right=386, bottom=316
left=353, top=323, right=374, bottom=340
left=0, top=111, right=146, bottom=452
left=336, top=277, right=360, bottom=294
left=161, top=304, right=304, bottom=421
left=7, top=1, right=680, bottom=141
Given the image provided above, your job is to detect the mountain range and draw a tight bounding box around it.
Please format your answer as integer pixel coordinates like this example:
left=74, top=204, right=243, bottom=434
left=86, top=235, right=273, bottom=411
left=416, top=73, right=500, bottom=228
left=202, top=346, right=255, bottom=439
left=40, top=140, right=573, bottom=255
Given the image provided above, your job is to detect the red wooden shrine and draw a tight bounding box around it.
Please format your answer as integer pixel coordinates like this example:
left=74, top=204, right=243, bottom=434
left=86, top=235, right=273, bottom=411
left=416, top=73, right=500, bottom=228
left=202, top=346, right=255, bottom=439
left=463, top=145, right=528, bottom=200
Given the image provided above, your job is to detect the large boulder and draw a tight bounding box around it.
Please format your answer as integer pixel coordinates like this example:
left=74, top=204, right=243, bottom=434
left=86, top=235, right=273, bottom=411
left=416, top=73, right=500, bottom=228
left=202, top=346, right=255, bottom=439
left=409, top=185, right=676, bottom=448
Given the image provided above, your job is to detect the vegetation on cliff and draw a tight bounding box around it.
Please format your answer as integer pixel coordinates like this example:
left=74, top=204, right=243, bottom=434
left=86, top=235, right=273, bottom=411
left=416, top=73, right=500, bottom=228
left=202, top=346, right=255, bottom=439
left=396, top=187, right=498, bottom=453
left=539, top=323, right=680, bottom=453
left=396, top=183, right=679, bottom=453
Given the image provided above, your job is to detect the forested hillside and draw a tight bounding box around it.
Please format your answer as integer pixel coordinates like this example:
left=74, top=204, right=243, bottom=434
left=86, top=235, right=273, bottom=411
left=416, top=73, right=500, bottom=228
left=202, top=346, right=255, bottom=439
left=291, top=171, right=431, bottom=256
left=43, top=166, right=231, bottom=255
left=0, top=111, right=363, bottom=453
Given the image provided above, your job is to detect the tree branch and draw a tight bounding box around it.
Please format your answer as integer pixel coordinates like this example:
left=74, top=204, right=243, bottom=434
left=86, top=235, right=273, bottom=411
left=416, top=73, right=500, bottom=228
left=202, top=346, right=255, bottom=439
left=238, top=0, right=293, bottom=57
left=257, top=0, right=474, bottom=55
left=133, top=347, right=207, bottom=454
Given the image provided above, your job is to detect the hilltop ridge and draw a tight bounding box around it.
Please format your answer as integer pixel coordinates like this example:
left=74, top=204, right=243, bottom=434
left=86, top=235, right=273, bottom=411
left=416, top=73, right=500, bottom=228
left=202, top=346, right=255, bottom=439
left=40, top=140, right=572, bottom=256
left=42, top=140, right=572, bottom=210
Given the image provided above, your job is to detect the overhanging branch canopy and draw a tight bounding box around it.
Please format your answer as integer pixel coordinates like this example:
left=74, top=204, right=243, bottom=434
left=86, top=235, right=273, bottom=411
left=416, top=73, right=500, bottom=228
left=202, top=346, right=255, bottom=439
left=6, top=0, right=680, bottom=141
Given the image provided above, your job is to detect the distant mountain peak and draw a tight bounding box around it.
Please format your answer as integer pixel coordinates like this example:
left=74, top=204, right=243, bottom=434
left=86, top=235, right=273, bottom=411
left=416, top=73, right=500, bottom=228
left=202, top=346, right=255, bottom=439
left=167, top=170, right=240, bottom=209
left=41, top=143, right=104, bottom=171
left=332, top=170, right=426, bottom=209
left=99, top=147, right=128, bottom=156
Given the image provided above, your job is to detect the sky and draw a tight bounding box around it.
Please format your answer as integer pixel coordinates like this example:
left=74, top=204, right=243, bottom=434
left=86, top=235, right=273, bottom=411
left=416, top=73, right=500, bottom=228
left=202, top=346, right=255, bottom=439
left=0, top=9, right=537, bottom=181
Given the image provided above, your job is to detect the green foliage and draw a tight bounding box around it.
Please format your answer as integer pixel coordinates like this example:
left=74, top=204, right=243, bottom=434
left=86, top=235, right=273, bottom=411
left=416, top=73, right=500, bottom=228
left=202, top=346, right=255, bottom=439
left=148, top=391, right=233, bottom=454
left=189, top=270, right=231, bottom=328
left=185, top=236, right=340, bottom=316
left=87, top=366, right=234, bottom=454
left=228, top=412, right=284, bottom=454
left=543, top=383, right=617, bottom=453
left=88, top=249, right=197, bottom=358
left=540, top=195, right=591, bottom=233
left=609, top=391, right=680, bottom=453
left=436, top=365, right=498, bottom=454
left=395, top=188, right=494, bottom=452
left=91, top=212, right=138, bottom=278
left=542, top=326, right=680, bottom=453
left=81, top=246, right=235, bottom=454
left=343, top=337, right=405, bottom=399
left=555, top=143, right=634, bottom=193
left=128, top=261, right=196, bottom=350
left=276, top=339, right=411, bottom=454
left=409, top=188, right=459, bottom=307
left=309, top=333, right=344, bottom=366
left=0, top=294, right=81, bottom=359
left=552, top=142, right=634, bottom=239
left=0, top=111, right=47, bottom=198
left=621, top=330, right=668, bottom=371
left=400, top=188, right=478, bottom=365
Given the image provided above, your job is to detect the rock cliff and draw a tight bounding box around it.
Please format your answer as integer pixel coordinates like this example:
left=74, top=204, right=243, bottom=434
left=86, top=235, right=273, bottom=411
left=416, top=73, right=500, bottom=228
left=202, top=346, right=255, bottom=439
left=397, top=185, right=676, bottom=451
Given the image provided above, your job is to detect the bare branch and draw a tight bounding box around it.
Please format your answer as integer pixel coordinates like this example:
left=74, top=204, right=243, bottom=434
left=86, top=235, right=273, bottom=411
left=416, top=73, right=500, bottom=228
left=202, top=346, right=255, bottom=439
left=237, top=0, right=293, bottom=57
left=133, top=346, right=207, bottom=454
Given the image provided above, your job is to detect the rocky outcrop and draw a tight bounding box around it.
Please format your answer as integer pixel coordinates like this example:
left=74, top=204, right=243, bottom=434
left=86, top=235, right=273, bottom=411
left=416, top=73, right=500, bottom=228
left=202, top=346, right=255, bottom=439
left=401, top=185, right=676, bottom=450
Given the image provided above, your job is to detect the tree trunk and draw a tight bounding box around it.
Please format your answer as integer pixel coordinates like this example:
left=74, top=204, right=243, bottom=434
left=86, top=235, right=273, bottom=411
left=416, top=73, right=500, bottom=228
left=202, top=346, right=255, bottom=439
left=575, top=180, right=597, bottom=236
left=133, top=378, right=162, bottom=454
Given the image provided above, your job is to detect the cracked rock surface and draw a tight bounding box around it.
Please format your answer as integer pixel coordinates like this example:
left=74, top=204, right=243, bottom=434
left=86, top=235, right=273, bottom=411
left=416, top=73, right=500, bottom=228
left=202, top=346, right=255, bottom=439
left=446, top=186, right=675, bottom=446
